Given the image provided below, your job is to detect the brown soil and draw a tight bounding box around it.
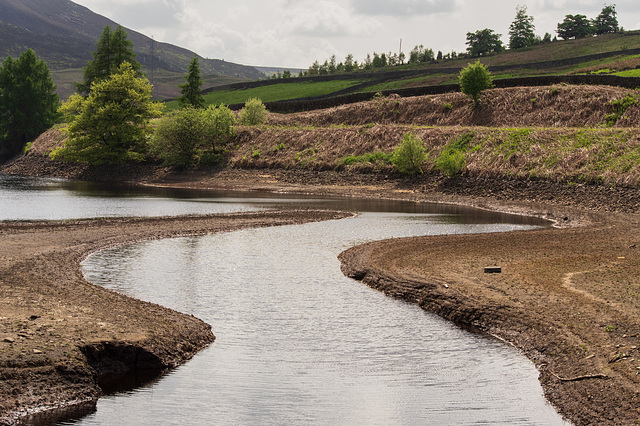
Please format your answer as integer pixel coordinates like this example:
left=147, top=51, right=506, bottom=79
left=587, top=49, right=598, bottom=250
left=0, top=210, right=350, bottom=424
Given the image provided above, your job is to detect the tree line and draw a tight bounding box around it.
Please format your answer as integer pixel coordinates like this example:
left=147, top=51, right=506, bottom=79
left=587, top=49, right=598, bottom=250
left=294, top=4, right=620, bottom=77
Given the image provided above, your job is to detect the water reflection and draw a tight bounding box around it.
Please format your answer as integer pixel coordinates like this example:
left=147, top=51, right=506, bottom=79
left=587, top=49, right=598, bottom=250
left=78, top=213, right=565, bottom=425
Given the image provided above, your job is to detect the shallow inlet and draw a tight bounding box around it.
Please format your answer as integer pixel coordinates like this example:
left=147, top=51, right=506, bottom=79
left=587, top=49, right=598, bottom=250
left=0, top=175, right=566, bottom=424
left=79, top=212, right=566, bottom=424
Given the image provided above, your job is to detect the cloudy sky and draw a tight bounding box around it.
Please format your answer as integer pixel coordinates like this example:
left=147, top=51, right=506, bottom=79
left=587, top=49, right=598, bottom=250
left=72, top=0, right=640, bottom=69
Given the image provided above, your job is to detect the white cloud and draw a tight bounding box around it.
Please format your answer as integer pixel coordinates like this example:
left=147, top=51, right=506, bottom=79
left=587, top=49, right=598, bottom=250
left=350, top=0, right=456, bottom=16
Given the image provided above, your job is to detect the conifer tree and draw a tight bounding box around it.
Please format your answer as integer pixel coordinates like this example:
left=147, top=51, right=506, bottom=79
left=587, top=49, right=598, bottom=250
left=509, top=6, right=536, bottom=49
left=77, top=25, right=141, bottom=94
left=178, top=56, right=205, bottom=109
left=0, top=49, right=59, bottom=159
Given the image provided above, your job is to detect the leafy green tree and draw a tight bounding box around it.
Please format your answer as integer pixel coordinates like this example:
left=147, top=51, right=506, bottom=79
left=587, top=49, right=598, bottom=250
left=557, top=14, right=594, bottom=40
left=239, top=98, right=268, bottom=125
left=52, top=62, right=163, bottom=164
left=392, top=132, right=427, bottom=175
left=459, top=61, right=493, bottom=107
left=594, top=4, right=619, bottom=35
left=0, top=49, right=59, bottom=159
left=77, top=25, right=142, bottom=94
left=179, top=56, right=205, bottom=109
left=509, top=6, right=536, bottom=49
left=466, top=29, right=504, bottom=57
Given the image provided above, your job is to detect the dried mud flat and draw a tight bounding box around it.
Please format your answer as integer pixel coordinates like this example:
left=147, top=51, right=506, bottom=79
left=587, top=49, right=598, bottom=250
left=0, top=209, right=350, bottom=425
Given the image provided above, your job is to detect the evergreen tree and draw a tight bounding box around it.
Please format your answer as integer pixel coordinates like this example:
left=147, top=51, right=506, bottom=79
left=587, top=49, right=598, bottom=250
left=594, top=4, right=619, bottom=35
left=466, top=29, right=504, bottom=57
left=509, top=6, right=536, bottom=49
left=179, top=56, right=205, bottom=109
left=77, top=25, right=142, bottom=94
left=53, top=62, right=163, bottom=164
left=0, top=49, right=59, bottom=160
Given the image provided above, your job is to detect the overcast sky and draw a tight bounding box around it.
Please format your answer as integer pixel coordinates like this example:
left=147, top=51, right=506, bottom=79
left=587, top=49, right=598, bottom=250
left=72, top=0, right=640, bottom=69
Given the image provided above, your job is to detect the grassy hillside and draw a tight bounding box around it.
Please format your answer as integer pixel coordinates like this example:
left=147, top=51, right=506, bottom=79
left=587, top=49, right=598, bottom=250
left=190, top=32, right=640, bottom=108
left=19, top=85, right=640, bottom=189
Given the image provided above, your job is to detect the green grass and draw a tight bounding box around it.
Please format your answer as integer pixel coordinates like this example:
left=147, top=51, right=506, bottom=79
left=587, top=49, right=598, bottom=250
left=165, top=79, right=366, bottom=110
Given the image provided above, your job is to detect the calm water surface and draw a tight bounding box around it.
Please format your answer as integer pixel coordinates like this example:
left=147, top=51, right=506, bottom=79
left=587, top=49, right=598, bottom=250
left=0, top=174, right=566, bottom=424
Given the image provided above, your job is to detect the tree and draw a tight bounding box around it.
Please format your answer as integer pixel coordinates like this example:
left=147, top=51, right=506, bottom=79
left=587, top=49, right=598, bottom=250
left=179, top=56, right=205, bottom=109
left=509, top=6, right=536, bottom=49
left=557, top=14, right=594, bottom=40
left=77, top=25, right=142, bottom=94
left=52, top=62, right=163, bottom=164
left=594, top=4, right=619, bottom=35
left=0, top=49, right=59, bottom=159
left=466, top=29, right=504, bottom=57
left=459, top=60, right=493, bottom=107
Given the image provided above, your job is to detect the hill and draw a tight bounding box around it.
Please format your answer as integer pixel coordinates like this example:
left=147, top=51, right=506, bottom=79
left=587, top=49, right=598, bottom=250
left=0, top=0, right=265, bottom=99
left=184, top=31, right=640, bottom=109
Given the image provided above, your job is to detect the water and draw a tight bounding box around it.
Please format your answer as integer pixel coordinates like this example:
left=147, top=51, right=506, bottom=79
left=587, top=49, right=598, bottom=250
left=0, top=174, right=566, bottom=424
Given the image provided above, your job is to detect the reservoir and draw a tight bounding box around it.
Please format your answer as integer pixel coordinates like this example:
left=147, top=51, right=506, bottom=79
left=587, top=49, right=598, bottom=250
left=0, top=174, right=566, bottom=424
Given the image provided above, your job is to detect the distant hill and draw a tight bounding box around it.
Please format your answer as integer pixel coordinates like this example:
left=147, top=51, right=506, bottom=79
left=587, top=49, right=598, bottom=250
left=0, top=0, right=265, bottom=99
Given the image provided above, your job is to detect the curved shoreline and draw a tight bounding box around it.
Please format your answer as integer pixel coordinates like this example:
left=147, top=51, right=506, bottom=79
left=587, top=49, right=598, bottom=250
left=0, top=210, right=350, bottom=424
left=1, top=167, right=640, bottom=425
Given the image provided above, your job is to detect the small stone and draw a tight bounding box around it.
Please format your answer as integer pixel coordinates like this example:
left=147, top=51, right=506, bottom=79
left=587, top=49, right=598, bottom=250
left=29, top=315, right=40, bottom=321
left=3, top=337, right=15, bottom=343
left=32, top=349, right=43, bottom=354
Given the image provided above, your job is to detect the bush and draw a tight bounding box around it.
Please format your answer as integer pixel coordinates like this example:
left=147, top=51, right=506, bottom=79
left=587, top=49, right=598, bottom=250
left=239, top=98, right=268, bottom=125
left=392, top=133, right=427, bottom=175
left=150, top=105, right=236, bottom=168
left=459, top=61, right=493, bottom=107
left=435, top=132, right=474, bottom=176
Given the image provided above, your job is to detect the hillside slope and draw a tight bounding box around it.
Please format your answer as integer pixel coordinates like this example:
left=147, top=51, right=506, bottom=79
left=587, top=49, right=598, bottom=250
left=0, top=0, right=264, bottom=99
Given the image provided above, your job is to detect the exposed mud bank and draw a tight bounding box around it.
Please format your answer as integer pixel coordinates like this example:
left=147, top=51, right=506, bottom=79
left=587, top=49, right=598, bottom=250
left=0, top=210, right=350, bottom=424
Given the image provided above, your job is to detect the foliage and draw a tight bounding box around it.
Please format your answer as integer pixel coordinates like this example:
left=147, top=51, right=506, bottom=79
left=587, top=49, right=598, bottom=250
left=77, top=25, right=142, bottom=94
left=0, top=49, right=59, bottom=160
left=466, top=28, right=504, bottom=57
left=52, top=63, right=162, bottom=164
left=557, top=14, right=594, bottom=40
left=593, top=5, right=619, bottom=35
left=409, top=45, right=435, bottom=63
left=391, top=132, right=427, bottom=175
left=150, top=105, right=236, bottom=168
left=509, top=6, right=536, bottom=50
left=605, top=94, right=638, bottom=126
left=239, top=98, right=268, bottom=125
left=179, top=56, right=205, bottom=109
left=436, top=133, right=474, bottom=177
left=459, top=61, right=493, bottom=106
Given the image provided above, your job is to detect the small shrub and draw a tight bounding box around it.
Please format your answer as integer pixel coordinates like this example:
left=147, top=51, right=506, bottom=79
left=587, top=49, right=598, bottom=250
left=459, top=61, right=493, bottom=107
left=342, top=151, right=393, bottom=166
left=605, top=94, right=638, bottom=126
left=436, top=149, right=466, bottom=177
left=252, top=149, right=261, bottom=158
left=391, top=133, right=427, bottom=175
left=435, top=132, right=474, bottom=177
left=443, top=102, right=453, bottom=112
left=239, top=98, right=268, bottom=125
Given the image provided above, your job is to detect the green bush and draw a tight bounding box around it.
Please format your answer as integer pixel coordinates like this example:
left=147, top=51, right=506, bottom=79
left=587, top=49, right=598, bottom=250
left=391, top=133, right=427, bottom=175
left=459, top=61, right=493, bottom=107
left=435, top=132, right=474, bottom=176
left=150, top=105, right=236, bottom=168
left=342, top=151, right=393, bottom=166
left=239, top=98, right=268, bottom=125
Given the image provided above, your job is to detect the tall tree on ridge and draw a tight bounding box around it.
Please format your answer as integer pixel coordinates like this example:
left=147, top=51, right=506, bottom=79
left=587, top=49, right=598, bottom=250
left=77, top=25, right=141, bottom=95
left=179, top=56, right=205, bottom=109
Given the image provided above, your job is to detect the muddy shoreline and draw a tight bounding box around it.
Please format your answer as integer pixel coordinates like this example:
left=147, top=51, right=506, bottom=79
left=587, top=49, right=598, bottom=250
left=1, top=163, right=640, bottom=424
left=0, top=210, right=351, bottom=424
